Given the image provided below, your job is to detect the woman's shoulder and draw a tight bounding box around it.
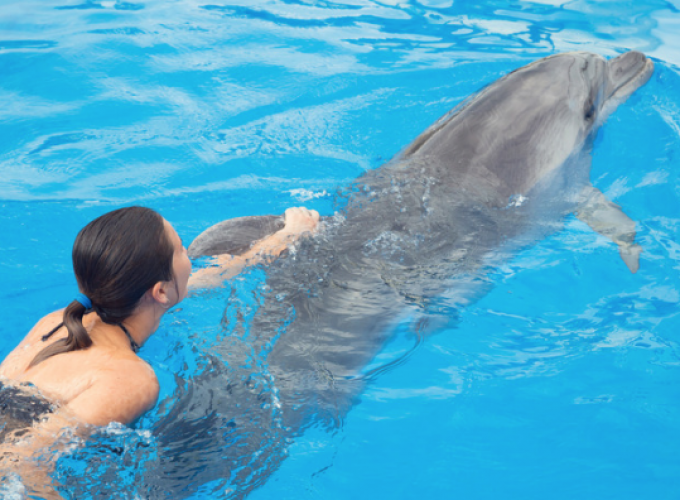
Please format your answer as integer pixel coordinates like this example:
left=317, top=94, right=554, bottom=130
left=90, top=348, right=159, bottom=395
left=100, top=356, right=159, bottom=398
left=67, top=357, right=160, bottom=426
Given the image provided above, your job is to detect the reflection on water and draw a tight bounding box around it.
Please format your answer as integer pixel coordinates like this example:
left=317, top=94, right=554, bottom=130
left=1, top=0, right=680, bottom=499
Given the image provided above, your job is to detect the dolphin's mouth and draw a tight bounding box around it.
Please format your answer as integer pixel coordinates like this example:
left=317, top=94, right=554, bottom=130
left=607, top=51, right=654, bottom=101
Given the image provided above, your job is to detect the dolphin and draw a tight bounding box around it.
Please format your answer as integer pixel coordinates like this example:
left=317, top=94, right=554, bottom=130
left=143, top=51, right=653, bottom=498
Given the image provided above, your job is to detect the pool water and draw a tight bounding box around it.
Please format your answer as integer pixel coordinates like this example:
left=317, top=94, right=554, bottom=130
left=1, top=0, right=680, bottom=498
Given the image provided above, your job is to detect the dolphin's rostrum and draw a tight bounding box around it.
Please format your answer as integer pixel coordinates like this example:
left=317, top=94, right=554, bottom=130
left=150, top=51, right=654, bottom=497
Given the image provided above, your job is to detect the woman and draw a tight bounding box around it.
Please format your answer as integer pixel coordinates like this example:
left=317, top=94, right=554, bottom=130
left=0, top=205, right=318, bottom=490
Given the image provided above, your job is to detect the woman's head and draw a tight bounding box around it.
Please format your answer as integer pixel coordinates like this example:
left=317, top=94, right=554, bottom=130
left=31, top=206, right=188, bottom=366
left=74, top=206, right=176, bottom=322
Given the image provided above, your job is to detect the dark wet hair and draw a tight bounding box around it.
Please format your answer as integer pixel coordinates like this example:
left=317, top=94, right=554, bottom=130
left=30, top=206, right=175, bottom=367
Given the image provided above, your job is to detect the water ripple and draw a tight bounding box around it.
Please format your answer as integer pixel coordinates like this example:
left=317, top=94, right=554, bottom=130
left=2, top=0, right=680, bottom=498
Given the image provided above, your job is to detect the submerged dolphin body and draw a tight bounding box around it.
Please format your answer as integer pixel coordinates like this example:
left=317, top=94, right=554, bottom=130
left=147, top=52, right=653, bottom=496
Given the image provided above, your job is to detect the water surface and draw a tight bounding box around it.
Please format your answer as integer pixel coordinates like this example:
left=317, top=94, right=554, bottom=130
left=1, top=0, right=680, bottom=498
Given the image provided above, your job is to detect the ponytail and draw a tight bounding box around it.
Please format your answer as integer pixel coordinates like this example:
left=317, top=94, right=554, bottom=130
left=29, top=300, right=93, bottom=368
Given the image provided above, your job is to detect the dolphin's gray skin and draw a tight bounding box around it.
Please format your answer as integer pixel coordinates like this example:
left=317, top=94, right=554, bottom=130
left=145, top=51, right=653, bottom=497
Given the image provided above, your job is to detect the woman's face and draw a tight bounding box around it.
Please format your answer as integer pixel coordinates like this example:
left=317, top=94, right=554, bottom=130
left=163, top=219, right=192, bottom=303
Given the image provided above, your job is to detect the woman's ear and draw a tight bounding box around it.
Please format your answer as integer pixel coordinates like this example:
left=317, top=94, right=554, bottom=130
left=149, top=281, right=172, bottom=308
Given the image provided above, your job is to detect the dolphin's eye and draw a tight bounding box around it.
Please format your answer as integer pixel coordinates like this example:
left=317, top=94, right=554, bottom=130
left=585, top=102, right=596, bottom=121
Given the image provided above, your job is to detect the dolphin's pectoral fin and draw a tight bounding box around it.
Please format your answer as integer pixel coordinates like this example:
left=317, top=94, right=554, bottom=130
left=619, top=243, right=643, bottom=274
left=576, top=185, right=642, bottom=273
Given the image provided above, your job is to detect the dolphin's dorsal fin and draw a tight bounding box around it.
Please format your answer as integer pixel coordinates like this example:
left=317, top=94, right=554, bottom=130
left=576, top=185, right=642, bottom=273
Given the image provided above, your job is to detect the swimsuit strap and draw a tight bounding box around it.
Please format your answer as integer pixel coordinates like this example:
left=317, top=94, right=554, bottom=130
left=41, top=311, right=94, bottom=342
left=41, top=323, right=63, bottom=342
left=119, top=324, right=140, bottom=353
left=41, top=316, right=138, bottom=353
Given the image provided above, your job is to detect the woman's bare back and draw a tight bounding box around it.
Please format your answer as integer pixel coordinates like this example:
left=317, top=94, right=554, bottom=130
left=0, top=310, right=158, bottom=426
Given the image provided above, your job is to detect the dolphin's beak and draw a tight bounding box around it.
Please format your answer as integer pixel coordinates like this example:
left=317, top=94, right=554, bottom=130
left=607, top=51, right=654, bottom=101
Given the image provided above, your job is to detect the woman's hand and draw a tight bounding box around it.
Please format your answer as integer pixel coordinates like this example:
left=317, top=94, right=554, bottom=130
left=279, top=207, right=320, bottom=237
left=188, top=207, right=321, bottom=289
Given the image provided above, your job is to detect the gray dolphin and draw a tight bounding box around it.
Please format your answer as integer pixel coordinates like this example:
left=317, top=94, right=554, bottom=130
left=146, top=51, right=653, bottom=497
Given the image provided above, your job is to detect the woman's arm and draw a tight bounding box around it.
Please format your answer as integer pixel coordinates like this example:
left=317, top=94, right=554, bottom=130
left=188, top=207, right=320, bottom=289
left=0, top=359, right=158, bottom=496
left=0, top=409, right=84, bottom=499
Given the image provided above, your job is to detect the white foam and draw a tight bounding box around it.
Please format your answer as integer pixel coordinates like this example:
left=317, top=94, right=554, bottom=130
left=0, top=473, right=27, bottom=500
left=507, top=194, right=528, bottom=207
left=102, top=422, right=153, bottom=441
left=289, top=188, right=330, bottom=202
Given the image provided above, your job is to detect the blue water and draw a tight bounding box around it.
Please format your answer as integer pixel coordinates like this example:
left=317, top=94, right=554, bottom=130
left=1, top=0, right=680, bottom=498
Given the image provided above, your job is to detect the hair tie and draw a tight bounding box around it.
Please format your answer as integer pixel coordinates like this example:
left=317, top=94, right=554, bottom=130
left=74, top=293, right=92, bottom=310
